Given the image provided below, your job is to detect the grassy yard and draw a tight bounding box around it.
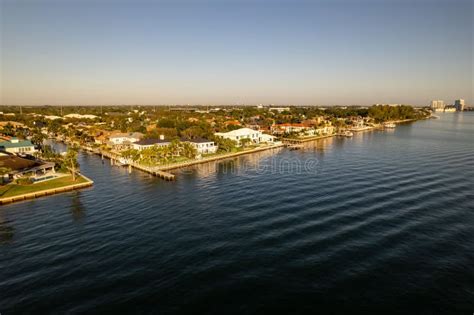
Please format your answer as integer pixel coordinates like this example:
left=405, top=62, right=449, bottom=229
left=0, top=175, right=89, bottom=198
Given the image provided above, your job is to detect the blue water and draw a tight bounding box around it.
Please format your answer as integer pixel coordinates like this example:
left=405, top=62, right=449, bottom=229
left=1, top=113, right=473, bottom=314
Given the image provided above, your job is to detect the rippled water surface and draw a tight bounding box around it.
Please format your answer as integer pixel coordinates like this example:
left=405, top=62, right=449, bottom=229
left=1, top=114, right=473, bottom=314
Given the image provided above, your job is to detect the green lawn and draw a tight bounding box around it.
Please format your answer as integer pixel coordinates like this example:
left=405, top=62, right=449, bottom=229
left=0, top=175, right=89, bottom=198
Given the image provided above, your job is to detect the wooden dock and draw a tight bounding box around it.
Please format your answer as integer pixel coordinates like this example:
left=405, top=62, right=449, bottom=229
left=282, top=134, right=335, bottom=144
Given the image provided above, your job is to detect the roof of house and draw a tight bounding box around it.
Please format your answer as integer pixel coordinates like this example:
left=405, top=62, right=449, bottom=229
left=0, top=121, right=26, bottom=128
left=64, top=114, right=99, bottom=119
left=273, top=123, right=311, bottom=128
left=0, top=139, right=34, bottom=149
left=224, top=120, right=241, bottom=126
left=0, top=155, right=39, bottom=171
left=133, top=138, right=170, bottom=146
left=109, top=132, right=144, bottom=139
left=215, top=128, right=261, bottom=136
left=181, top=137, right=214, bottom=144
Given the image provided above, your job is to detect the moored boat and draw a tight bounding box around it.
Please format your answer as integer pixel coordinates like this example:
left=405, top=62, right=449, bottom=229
left=384, top=122, right=396, bottom=128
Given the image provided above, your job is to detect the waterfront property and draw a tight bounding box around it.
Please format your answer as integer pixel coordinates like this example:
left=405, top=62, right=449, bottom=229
left=215, top=128, right=274, bottom=146
left=271, top=123, right=311, bottom=135
left=185, top=138, right=217, bottom=155
left=109, top=132, right=144, bottom=145
left=0, top=138, right=36, bottom=154
left=0, top=174, right=93, bottom=204
left=314, top=126, right=335, bottom=135
left=108, top=132, right=144, bottom=150
left=132, top=138, right=171, bottom=151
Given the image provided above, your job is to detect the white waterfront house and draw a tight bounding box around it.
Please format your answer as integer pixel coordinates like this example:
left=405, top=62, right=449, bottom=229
left=315, top=126, right=335, bottom=135
left=260, top=133, right=277, bottom=143
left=132, top=138, right=171, bottom=151
left=215, top=128, right=275, bottom=146
left=109, top=132, right=143, bottom=145
left=271, top=123, right=311, bottom=135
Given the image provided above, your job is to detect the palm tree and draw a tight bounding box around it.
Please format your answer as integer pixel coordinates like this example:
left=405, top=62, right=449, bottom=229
left=240, top=138, right=251, bottom=148
left=181, top=142, right=197, bottom=159
left=169, top=140, right=180, bottom=157
left=31, top=129, right=46, bottom=152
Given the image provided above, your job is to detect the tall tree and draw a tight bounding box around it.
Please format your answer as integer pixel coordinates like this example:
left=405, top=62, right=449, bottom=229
left=181, top=142, right=197, bottom=159
left=31, top=129, right=46, bottom=152
left=63, top=146, right=80, bottom=181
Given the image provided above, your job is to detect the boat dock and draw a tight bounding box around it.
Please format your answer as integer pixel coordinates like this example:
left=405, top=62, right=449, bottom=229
left=282, top=134, right=335, bottom=144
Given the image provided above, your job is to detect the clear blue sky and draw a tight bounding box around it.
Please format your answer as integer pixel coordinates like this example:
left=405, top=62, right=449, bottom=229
left=1, top=0, right=472, bottom=106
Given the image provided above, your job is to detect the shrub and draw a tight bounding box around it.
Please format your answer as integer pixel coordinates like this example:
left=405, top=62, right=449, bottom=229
left=16, top=177, right=33, bottom=185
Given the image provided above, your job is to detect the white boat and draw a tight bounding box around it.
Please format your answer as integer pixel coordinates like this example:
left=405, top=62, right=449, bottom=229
left=117, top=158, right=129, bottom=166
left=384, top=123, right=396, bottom=128
left=343, top=131, right=353, bottom=137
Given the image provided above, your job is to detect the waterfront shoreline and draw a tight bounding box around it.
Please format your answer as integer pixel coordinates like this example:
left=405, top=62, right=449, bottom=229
left=0, top=174, right=94, bottom=205
left=78, top=142, right=285, bottom=180
left=65, top=118, right=423, bottom=180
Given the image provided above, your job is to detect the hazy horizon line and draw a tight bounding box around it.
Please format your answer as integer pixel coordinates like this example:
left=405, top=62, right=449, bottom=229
left=0, top=103, right=433, bottom=107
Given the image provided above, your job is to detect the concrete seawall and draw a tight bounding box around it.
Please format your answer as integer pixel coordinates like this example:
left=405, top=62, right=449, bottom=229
left=0, top=176, right=94, bottom=205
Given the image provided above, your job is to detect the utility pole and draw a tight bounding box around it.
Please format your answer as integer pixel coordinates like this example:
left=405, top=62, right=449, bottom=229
left=19, top=105, right=22, bottom=115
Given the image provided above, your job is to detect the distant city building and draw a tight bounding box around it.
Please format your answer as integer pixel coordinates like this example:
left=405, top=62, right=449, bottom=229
left=430, top=100, right=445, bottom=111
left=454, top=99, right=465, bottom=111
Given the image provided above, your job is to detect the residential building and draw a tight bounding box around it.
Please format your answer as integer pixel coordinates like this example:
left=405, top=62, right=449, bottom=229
left=223, top=120, right=241, bottom=127
left=108, top=132, right=144, bottom=150
left=315, top=126, right=335, bottom=135
left=269, top=107, right=290, bottom=113
left=132, top=138, right=171, bottom=151
left=185, top=138, right=218, bottom=154
left=260, top=133, right=277, bottom=143
left=109, top=132, right=144, bottom=145
left=64, top=114, right=99, bottom=120
left=271, top=123, right=311, bottom=135
left=0, top=138, right=36, bottom=154
left=430, top=100, right=445, bottom=111
left=215, top=128, right=264, bottom=145
left=44, top=115, right=62, bottom=120
left=0, top=121, right=26, bottom=129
